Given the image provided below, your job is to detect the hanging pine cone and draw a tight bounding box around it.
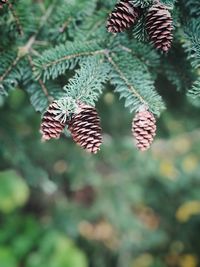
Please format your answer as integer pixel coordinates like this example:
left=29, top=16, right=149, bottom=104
left=132, top=108, right=156, bottom=151
left=68, top=104, right=102, bottom=154
left=40, top=101, right=66, bottom=141
left=107, top=0, right=140, bottom=33
left=145, top=2, right=173, bottom=52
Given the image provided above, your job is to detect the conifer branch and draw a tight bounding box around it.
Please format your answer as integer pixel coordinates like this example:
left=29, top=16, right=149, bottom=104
left=20, top=2, right=56, bottom=54
left=0, top=55, right=21, bottom=82
left=105, top=52, right=148, bottom=107
left=40, top=49, right=106, bottom=71
left=83, top=20, right=105, bottom=40
left=20, top=4, right=57, bottom=102
left=38, top=79, right=51, bottom=100
left=33, top=41, right=107, bottom=81
left=7, top=0, right=24, bottom=36
left=59, top=17, right=72, bottom=33
left=27, top=54, right=51, bottom=101
left=0, top=0, right=197, bottom=122
left=63, top=57, right=110, bottom=106
left=118, top=45, right=132, bottom=53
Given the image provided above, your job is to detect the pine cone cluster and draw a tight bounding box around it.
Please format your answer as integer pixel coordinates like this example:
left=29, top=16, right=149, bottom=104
left=40, top=101, right=102, bottom=154
left=146, top=3, right=173, bottom=52
left=132, top=109, right=156, bottom=151
left=107, top=0, right=173, bottom=52
left=40, top=100, right=158, bottom=153
left=68, top=104, right=102, bottom=154
left=107, top=0, right=140, bottom=33
left=40, top=101, right=66, bottom=141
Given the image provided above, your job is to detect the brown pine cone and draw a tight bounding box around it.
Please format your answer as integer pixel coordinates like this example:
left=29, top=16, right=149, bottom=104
left=146, top=2, right=173, bottom=52
left=40, top=101, right=66, bottom=141
left=68, top=104, right=102, bottom=154
left=107, top=0, right=140, bottom=33
left=132, top=109, right=156, bottom=151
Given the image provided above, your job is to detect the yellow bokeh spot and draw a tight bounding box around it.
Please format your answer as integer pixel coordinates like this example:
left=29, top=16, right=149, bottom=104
left=104, top=93, right=114, bottom=105
left=53, top=160, right=68, bottom=174
left=167, top=120, right=184, bottom=133
left=170, top=241, right=184, bottom=253
left=132, top=253, right=154, bottom=267
left=176, top=201, right=200, bottom=223
left=182, top=155, right=198, bottom=173
left=159, top=160, right=178, bottom=180
left=179, top=254, right=198, bottom=267
left=173, top=137, right=191, bottom=154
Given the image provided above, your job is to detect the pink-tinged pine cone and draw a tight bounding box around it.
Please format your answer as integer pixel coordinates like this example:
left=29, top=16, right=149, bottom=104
left=146, top=3, right=173, bottom=52
left=106, top=0, right=140, bottom=33
left=68, top=103, right=102, bottom=154
left=40, top=101, right=66, bottom=141
left=132, top=109, right=156, bottom=151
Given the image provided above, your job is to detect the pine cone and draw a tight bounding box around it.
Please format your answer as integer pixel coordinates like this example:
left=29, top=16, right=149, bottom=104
left=107, top=0, right=140, bottom=33
left=146, top=3, right=173, bottom=52
left=68, top=104, right=102, bottom=154
left=40, top=101, right=66, bottom=141
left=132, top=109, right=156, bottom=151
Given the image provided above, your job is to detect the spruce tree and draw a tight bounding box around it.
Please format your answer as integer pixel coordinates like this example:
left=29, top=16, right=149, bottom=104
left=0, top=0, right=199, bottom=152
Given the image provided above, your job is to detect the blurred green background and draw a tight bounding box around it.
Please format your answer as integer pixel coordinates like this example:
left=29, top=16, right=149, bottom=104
left=0, top=81, right=200, bottom=267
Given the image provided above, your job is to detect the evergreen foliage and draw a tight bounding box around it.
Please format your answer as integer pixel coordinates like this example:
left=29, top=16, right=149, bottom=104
left=0, top=0, right=199, bottom=135
left=63, top=57, right=110, bottom=107
left=1, top=1, right=200, bottom=266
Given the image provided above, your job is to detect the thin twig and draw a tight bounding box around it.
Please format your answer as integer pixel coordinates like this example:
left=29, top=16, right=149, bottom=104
left=41, top=49, right=106, bottom=70
left=0, top=55, right=21, bottom=82
left=7, top=0, right=24, bottom=36
left=21, top=3, right=55, bottom=54
left=118, top=45, right=132, bottom=53
left=105, top=52, right=148, bottom=106
left=37, top=2, right=55, bottom=34
left=85, top=20, right=105, bottom=40
left=1, top=2, right=56, bottom=102
left=59, top=17, right=72, bottom=33
left=23, top=4, right=56, bottom=102
left=28, top=54, right=51, bottom=101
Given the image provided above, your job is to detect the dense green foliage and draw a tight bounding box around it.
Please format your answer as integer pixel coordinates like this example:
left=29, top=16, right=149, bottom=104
left=0, top=0, right=199, bottom=118
left=0, top=0, right=200, bottom=267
